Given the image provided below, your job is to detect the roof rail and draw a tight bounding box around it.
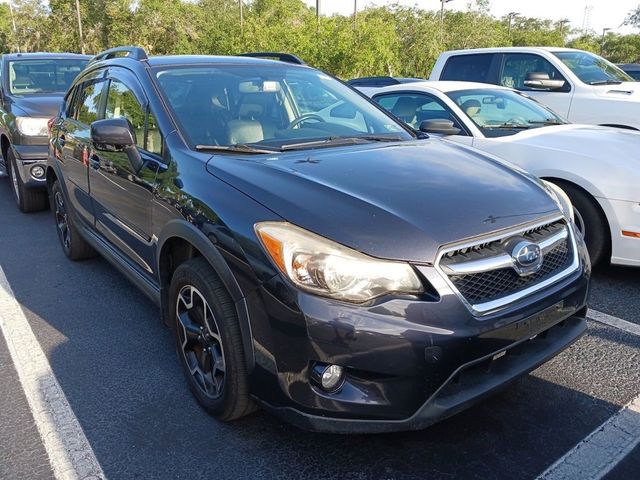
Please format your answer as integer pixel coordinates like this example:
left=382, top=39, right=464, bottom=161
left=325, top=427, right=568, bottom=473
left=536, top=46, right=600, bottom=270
left=239, top=52, right=306, bottom=65
left=90, top=46, right=148, bottom=63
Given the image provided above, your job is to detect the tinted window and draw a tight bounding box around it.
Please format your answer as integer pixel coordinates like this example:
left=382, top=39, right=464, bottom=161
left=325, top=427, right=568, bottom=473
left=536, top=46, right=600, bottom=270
left=374, top=93, right=465, bottom=133
left=154, top=65, right=410, bottom=150
left=8, top=59, right=88, bottom=95
left=105, top=79, right=162, bottom=154
left=75, top=80, right=105, bottom=125
left=500, top=53, right=570, bottom=92
left=441, top=54, right=494, bottom=82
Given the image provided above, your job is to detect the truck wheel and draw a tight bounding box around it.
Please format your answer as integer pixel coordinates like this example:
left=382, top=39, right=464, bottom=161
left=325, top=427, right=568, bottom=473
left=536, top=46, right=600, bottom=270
left=7, top=150, right=47, bottom=213
left=553, top=182, right=609, bottom=267
left=51, top=180, right=96, bottom=260
left=170, top=257, right=256, bottom=421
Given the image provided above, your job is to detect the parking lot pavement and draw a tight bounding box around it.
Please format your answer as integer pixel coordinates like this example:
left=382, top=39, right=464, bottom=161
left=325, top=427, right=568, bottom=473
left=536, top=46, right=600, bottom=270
left=0, top=181, right=638, bottom=480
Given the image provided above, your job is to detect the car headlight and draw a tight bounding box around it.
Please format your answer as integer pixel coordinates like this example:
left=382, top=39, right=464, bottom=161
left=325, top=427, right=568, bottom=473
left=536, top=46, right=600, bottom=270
left=15, top=117, right=49, bottom=137
left=255, top=222, right=423, bottom=302
left=543, top=180, right=575, bottom=223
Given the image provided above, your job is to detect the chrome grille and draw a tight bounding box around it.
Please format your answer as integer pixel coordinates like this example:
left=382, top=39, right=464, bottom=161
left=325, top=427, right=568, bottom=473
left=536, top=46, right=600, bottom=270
left=437, top=219, right=578, bottom=314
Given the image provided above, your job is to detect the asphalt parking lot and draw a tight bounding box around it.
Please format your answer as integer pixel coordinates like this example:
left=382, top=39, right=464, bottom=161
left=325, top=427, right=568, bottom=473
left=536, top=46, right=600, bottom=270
left=0, top=179, right=638, bottom=480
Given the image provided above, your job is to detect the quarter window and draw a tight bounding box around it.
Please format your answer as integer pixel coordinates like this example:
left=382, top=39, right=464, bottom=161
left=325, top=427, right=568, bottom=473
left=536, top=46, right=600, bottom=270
left=104, top=79, right=162, bottom=155
left=75, top=80, right=105, bottom=125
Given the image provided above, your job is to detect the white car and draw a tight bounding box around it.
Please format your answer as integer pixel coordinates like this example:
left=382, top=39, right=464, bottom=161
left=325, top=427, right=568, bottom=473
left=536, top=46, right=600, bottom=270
left=362, top=81, right=640, bottom=267
left=429, top=47, right=640, bottom=130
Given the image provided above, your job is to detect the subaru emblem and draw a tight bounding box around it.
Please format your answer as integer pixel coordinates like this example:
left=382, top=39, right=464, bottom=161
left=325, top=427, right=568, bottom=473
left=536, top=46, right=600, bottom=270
left=511, top=240, right=543, bottom=276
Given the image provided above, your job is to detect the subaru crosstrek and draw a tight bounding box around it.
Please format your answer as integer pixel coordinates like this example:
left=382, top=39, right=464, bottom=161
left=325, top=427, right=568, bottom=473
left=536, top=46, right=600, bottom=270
left=0, top=52, right=89, bottom=212
left=47, top=47, right=590, bottom=433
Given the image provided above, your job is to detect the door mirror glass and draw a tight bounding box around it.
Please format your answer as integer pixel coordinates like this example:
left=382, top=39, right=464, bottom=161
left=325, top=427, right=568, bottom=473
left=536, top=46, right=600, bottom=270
left=91, top=117, right=143, bottom=172
left=523, top=72, right=566, bottom=91
left=419, top=119, right=461, bottom=136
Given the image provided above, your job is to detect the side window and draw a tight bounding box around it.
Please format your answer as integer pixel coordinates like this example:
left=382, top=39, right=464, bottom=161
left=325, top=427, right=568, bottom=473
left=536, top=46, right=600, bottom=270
left=104, top=79, right=162, bottom=155
left=75, top=80, right=106, bottom=125
left=374, top=93, right=465, bottom=133
left=440, top=54, right=495, bottom=83
left=501, top=54, right=570, bottom=92
left=64, top=86, right=78, bottom=118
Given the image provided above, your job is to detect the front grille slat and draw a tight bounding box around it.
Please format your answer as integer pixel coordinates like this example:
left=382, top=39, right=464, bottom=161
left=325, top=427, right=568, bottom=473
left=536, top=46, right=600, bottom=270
left=438, top=220, right=576, bottom=310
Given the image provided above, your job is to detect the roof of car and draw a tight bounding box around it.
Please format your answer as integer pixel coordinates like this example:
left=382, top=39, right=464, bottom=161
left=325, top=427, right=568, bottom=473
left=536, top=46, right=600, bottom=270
left=144, top=55, right=309, bottom=68
left=617, top=63, right=640, bottom=70
left=441, top=47, right=582, bottom=56
left=2, top=52, right=91, bottom=61
left=370, top=80, right=511, bottom=94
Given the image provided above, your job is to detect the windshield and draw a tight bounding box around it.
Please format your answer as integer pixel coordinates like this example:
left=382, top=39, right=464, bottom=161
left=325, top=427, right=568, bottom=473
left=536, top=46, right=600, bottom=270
left=154, top=65, right=412, bottom=151
left=8, top=59, right=88, bottom=95
left=446, top=88, right=567, bottom=138
left=553, top=51, right=634, bottom=85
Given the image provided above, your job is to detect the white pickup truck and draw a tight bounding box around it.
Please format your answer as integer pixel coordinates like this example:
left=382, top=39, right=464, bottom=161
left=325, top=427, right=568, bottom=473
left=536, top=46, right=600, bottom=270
left=429, top=47, right=640, bottom=130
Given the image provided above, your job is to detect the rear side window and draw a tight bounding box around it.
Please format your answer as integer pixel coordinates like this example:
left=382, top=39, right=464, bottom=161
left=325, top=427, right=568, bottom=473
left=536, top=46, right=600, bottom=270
left=441, top=54, right=495, bottom=83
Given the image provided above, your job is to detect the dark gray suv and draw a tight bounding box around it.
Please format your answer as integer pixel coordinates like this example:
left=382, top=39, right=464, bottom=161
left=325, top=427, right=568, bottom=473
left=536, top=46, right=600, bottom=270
left=0, top=52, right=89, bottom=212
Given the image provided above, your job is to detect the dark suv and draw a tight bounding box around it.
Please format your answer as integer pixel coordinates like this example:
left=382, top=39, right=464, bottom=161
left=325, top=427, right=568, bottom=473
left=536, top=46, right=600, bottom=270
left=48, top=46, right=590, bottom=433
left=0, top=52, right=89, bottom=212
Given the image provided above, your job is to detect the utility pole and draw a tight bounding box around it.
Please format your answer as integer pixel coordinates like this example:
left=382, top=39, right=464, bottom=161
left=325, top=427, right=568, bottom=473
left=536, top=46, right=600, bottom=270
left=600, top=27, right=610, bottom=56
left=316, top=0, right=321, bottom=32
left=239, top=0, right=244, bottom=36
left=354, top=0, right=357, bottom=30
left=440, top=0, right=453, bottom=44
left=75, top=0, right=85, bottom=54
left=8, top=1, right=19, bottom=53
left=507, top=12, right=519, bottom=38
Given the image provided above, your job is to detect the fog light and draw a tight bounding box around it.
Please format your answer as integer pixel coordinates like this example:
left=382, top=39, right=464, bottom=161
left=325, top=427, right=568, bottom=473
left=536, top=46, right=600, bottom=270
left=311, top=363, right=345, bottom=392
left=31, top=165, right=45, bottom=179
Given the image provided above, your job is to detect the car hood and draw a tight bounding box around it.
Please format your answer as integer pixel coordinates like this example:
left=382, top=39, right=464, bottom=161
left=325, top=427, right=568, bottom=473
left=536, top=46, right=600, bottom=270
left=206, top=140, right=559, bottom=263
left=8, top=94, right=64, bottom=117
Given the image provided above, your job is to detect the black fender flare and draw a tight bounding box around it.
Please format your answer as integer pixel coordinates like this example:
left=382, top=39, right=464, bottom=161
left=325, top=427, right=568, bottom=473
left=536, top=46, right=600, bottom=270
left=156, top=219, right=255, bottom=372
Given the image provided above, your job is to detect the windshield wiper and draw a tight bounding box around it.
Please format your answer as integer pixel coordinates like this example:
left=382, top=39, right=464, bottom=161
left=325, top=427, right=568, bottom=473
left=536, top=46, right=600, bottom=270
left=587, top=80, right=623, bottom=85
left=195, top=144, right=278, bottom=154
left=527, top=119, right=565, bottom=125
left=484, top=123, right=531, bottom=129
left=279, top=135, right=404, bottom=151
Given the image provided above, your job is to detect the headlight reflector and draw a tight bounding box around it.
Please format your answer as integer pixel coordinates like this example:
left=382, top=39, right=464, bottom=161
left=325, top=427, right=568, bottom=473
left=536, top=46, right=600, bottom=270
left=255, top=222, right=423, bottom=302
left=15, top=116, right=50, bottom=137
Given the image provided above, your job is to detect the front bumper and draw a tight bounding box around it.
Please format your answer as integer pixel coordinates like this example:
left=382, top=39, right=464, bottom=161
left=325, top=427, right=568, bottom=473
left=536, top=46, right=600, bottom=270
left=11, top=144, right=48, bottom=189
left=246, top=236, right=591, bottom=433
left=598, top=197, right=640, bottom=267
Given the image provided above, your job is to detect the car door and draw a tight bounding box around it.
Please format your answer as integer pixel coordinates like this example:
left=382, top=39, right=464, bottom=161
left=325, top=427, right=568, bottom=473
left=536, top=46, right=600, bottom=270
left=57, top=70, right=108, bottom=224
left=88, top=67, right=163, bottom=275
left=373, top=91, right=474, bottom=145
left=499, top=53, right=573, bottom=118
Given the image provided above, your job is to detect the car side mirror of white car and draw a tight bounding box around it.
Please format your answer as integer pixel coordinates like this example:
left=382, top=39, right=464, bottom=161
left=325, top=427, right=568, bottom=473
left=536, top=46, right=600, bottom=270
left=523, top=72, right=566, bottom=91
left=419, top=119, right=461, bottom=136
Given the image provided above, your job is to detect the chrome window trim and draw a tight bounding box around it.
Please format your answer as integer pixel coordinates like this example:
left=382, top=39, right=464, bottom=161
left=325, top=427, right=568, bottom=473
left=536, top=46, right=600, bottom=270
left=434, top=214, right=580, bottom=317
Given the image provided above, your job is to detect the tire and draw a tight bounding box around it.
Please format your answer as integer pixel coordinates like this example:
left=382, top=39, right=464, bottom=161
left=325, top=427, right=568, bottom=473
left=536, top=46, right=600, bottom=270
left=50, top=179, right=96, bottom=261
left=170, top=257, right=255, bottom=421
left=553, top=181, right=610, bottom=267
left=7, top=150, right=47, bottom=213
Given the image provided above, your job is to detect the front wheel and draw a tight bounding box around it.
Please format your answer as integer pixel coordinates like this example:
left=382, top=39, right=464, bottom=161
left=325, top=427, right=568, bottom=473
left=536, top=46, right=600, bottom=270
left=554, top=182, right=610, bottom=266
left=50, top=180, right=96, bottom=260
left=7, top=150, right=47, bottom=213
left=169, top=257, right=255, bottom=421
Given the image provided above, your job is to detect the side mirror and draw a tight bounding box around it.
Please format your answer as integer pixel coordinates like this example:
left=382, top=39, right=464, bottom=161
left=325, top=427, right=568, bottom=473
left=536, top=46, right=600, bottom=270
left=91, top=117, right=143, bottom=172
left=419, top=119, right=461, bottom=136
left=523, top=72, right=566, bottom=91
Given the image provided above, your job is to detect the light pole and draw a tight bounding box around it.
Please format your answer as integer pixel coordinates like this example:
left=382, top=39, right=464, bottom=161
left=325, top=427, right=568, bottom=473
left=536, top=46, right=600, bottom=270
left=507, top=12, right=519, bottom=38
left=8, top=1, right=19, bottom=52
left=354, top=0, right=357, bottom=30
left=440, top=0, right=453, bottom=44
left=600, top=27, right=611, bottom=56
left=239, top=0, right=244, bottom=36
left=75, top=0, right=85, bottom=54
left=558, top=19, right=570, bottom=40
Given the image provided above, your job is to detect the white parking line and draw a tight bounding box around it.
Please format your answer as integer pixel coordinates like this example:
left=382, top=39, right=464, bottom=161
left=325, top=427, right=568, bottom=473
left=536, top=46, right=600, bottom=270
left=0, top=265, right=105, bottom=480
left=587, top=309, right=640, bottom=337
left=537, top=394, right=640, bottom=480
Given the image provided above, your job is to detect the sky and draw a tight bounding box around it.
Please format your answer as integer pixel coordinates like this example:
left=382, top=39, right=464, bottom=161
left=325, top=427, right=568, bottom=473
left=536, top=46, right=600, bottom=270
left=304, top=0, right=640, bottom=35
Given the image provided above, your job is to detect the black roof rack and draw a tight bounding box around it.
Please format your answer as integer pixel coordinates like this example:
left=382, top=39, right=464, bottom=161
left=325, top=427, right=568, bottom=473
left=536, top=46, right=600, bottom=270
left=239, top=52, right=306, bottom=65
left=90, top=46, right=148, bottom=63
